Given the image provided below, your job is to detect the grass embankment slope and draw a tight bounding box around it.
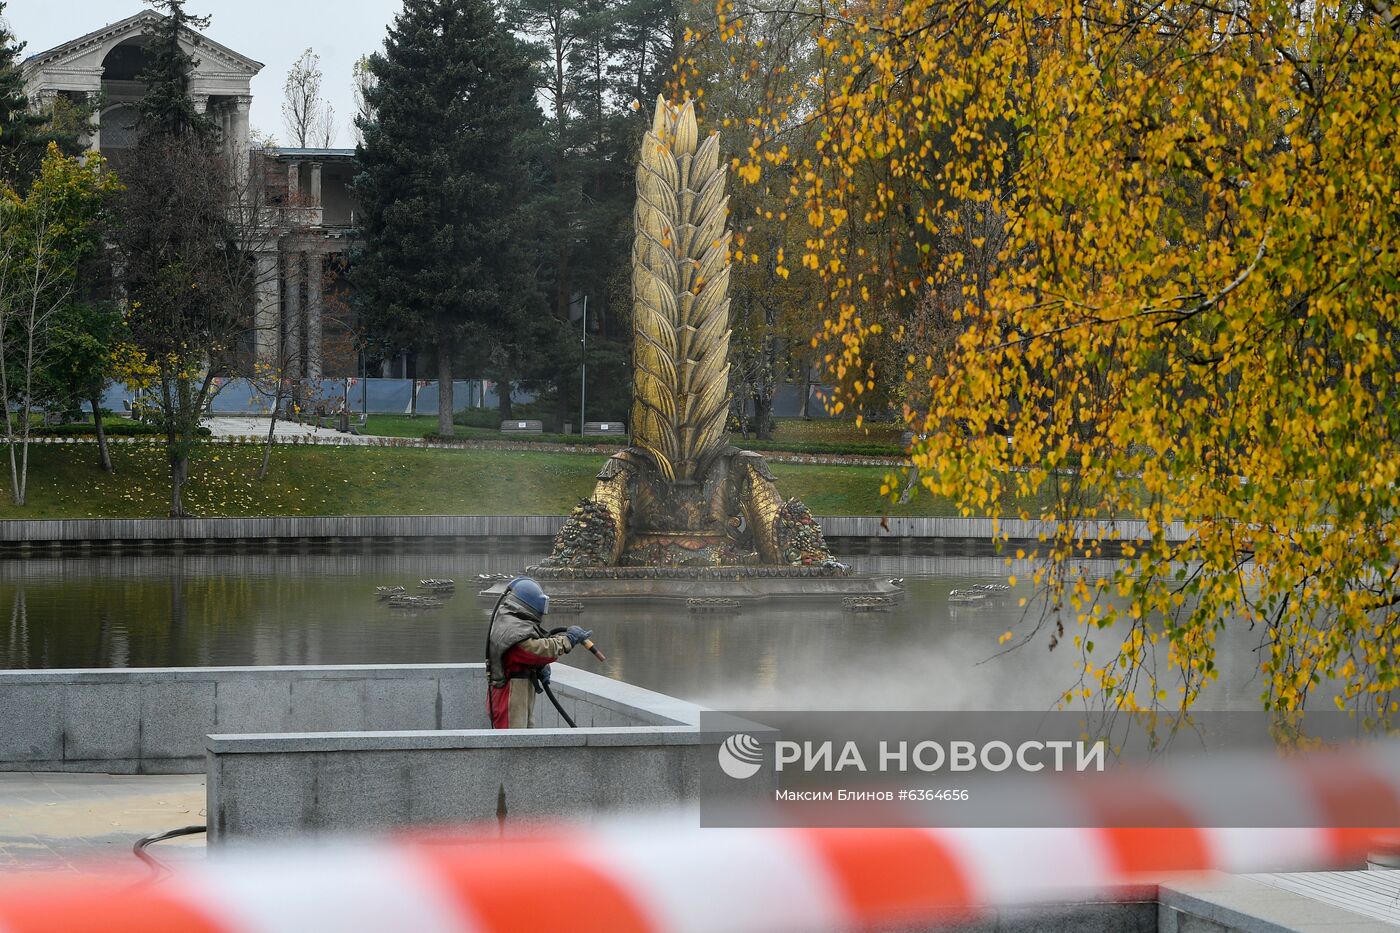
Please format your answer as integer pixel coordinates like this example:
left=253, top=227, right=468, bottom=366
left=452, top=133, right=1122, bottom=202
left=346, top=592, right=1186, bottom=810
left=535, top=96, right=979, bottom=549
left=0, top=443, right=983, bottom=519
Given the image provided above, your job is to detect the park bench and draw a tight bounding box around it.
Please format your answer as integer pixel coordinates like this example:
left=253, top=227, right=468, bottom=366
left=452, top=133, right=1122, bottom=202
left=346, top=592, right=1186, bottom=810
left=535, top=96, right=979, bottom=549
left=583, top=421, right=626, bottom=437
left=500, top=420, right=544, bottom=435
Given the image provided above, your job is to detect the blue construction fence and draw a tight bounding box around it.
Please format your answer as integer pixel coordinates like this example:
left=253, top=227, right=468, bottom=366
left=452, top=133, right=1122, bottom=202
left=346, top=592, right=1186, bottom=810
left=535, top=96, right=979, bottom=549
left=95, top=378, right=533, bottom=417
left=94, top=378, right=842, bottom=419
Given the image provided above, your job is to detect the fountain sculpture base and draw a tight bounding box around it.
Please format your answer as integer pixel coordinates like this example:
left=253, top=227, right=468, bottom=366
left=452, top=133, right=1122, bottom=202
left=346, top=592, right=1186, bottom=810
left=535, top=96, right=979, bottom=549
left=517, top=445, right=888, bottom=606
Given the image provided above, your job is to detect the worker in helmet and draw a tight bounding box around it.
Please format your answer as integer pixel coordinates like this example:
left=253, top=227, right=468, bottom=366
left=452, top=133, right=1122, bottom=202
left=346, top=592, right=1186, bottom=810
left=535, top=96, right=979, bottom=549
left=484, top=577, right=592, bottom=728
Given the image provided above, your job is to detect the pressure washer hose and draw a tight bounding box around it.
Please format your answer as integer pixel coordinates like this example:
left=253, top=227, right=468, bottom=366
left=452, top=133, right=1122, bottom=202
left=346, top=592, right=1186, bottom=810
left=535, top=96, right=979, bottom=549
left=132, top=825, right=207, bottom=881
left=538, top=626, right=587, bottom=728
left=534, top=657, right=578, bottom=729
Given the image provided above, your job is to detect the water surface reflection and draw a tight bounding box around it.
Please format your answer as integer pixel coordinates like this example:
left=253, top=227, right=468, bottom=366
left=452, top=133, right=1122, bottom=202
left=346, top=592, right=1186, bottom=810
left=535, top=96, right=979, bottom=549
left=0, top=547, right=1265, bottom=710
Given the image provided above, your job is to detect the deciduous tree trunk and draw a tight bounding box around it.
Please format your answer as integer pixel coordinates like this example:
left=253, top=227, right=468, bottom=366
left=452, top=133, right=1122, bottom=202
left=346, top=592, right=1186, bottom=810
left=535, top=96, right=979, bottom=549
left=6, top=439, right=27, bottom=506
left=753, top=391, right=773, bottom=441
left=554, top=390, right=569, bottom=434
left=168, top=448, right=188, bottom=518
left=799, top=363, right=812, bottom=419
left=258, top=384, right=284, bottom=480
left=437, top=344, right=454, bottom=437
left=161, top=375, right=187, bottom=518
left=91, top=395, right=112, bottom=473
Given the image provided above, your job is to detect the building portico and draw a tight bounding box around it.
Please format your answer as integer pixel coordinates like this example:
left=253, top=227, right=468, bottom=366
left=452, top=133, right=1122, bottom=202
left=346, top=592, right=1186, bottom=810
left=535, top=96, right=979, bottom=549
left=19, top=11, right=260, bottom=175
left=21, top=11, right=363, bottom=382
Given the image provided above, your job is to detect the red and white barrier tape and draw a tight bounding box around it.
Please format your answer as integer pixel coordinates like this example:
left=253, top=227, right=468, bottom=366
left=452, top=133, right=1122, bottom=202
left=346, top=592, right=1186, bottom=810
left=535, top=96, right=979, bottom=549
left=0, top=743, right=1397, bottom=933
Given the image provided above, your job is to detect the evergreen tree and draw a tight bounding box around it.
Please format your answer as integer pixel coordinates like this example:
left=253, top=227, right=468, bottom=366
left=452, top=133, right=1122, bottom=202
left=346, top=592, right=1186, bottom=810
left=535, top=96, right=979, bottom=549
left=354, top=0, right=543, bottom=436
left=606, top=0, right=684, bottom=112
left=0, top=5, right=43, bottom=182
left=498, top=0, right=649, bottom=429
left=0, top=2, right=92, bottom=188
left=135, top=0, right=216, bottom=140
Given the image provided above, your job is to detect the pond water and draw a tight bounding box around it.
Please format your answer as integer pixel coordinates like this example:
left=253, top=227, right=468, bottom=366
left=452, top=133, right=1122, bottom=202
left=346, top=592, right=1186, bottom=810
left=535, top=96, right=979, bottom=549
left=0, top=546, right=1269, bottom=711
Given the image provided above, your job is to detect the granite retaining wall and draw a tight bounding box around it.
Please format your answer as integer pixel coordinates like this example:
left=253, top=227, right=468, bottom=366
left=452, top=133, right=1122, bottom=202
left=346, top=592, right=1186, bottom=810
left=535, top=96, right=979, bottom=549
left=204, top=664, right=720, bottom=845
left=0, top=663, right=724, bottom=846
left=0, top=665, right=485, bottom=774
left=0, top=514, right=1193, bottom=547
left=0, top=663, right=682, bottom=776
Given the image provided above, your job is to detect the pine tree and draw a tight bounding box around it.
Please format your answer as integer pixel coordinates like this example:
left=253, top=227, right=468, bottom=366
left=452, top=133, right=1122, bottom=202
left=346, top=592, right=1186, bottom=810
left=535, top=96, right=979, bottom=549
left=354, top=0, right=543, bottom=436
left=135, top=0, right=216, bottom=141
left=608, top=0, right=683, bottom=107
left=0, top=5, right=41, bottom=182
left=496, top=0, right=649, bottom=428
left=0, top=2, right=90, bottom=188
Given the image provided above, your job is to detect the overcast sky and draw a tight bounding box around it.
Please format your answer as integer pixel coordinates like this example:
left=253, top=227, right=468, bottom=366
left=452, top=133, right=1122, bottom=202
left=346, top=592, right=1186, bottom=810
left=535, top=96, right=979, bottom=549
left=7, top=0, right=405, bottom=147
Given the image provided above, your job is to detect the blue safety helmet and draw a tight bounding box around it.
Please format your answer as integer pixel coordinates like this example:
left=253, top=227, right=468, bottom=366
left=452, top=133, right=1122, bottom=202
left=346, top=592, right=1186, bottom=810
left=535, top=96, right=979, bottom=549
left=508, top=577, right=550, bottom=617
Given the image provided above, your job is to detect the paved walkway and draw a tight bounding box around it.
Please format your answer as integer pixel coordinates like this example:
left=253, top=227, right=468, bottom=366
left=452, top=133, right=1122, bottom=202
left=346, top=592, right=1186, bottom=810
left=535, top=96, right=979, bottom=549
left=33, top=416, right=908, bottom=465
left=0, top=773, right=206, bottom=873
left=202, top=416, right=384, bottom=443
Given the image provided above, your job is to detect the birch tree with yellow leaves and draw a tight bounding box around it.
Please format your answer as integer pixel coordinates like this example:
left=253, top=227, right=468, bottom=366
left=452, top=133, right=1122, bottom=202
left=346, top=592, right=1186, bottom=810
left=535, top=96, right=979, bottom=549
left=714, top=0, right=1400, bottom=717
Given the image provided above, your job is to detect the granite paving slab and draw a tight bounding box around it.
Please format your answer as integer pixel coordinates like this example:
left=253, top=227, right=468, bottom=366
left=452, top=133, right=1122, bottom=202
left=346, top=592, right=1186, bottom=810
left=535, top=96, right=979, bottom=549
left=0, top=772, right=206, bottom=873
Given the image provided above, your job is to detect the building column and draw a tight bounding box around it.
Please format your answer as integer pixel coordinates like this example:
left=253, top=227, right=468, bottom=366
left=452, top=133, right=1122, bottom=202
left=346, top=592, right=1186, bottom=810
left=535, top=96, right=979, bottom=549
left=284, top=252, right=303, bottom=378
left=192, top=94, right=210, bottom=113
left=308, top=162, right=323, bottom=225
left=232, top=96, right=252, bottom=188
left=306, top=252, right=324, bottom=379
left=287, top=161, right=301, bottom=203
left=254, top=252, right=280, bottom=366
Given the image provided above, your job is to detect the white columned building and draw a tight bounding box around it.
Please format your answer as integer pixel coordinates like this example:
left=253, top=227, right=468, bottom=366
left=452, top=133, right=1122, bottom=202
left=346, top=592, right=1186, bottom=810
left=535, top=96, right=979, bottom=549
left=18, top=11, right=261, bottom=177
left=21, top=11, right=363, bottom=382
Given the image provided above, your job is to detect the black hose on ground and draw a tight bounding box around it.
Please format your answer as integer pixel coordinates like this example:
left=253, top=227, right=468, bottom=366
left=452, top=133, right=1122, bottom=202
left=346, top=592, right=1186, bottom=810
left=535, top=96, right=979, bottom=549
left=132, top=824, right=207, bottom=881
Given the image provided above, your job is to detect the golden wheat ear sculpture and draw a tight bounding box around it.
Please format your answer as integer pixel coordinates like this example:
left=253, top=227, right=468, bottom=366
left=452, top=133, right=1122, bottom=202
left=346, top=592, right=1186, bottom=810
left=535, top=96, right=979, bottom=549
left=630, top=95, right=733, bottom=484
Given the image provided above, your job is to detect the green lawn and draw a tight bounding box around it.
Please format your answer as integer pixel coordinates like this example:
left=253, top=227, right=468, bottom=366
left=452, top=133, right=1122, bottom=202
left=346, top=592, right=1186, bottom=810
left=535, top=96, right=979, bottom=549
left=0, top=442, right=984, bottom=519
left=765, top=417, right=905, bottom=445
left=362, top=414, right=441, bottom=438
